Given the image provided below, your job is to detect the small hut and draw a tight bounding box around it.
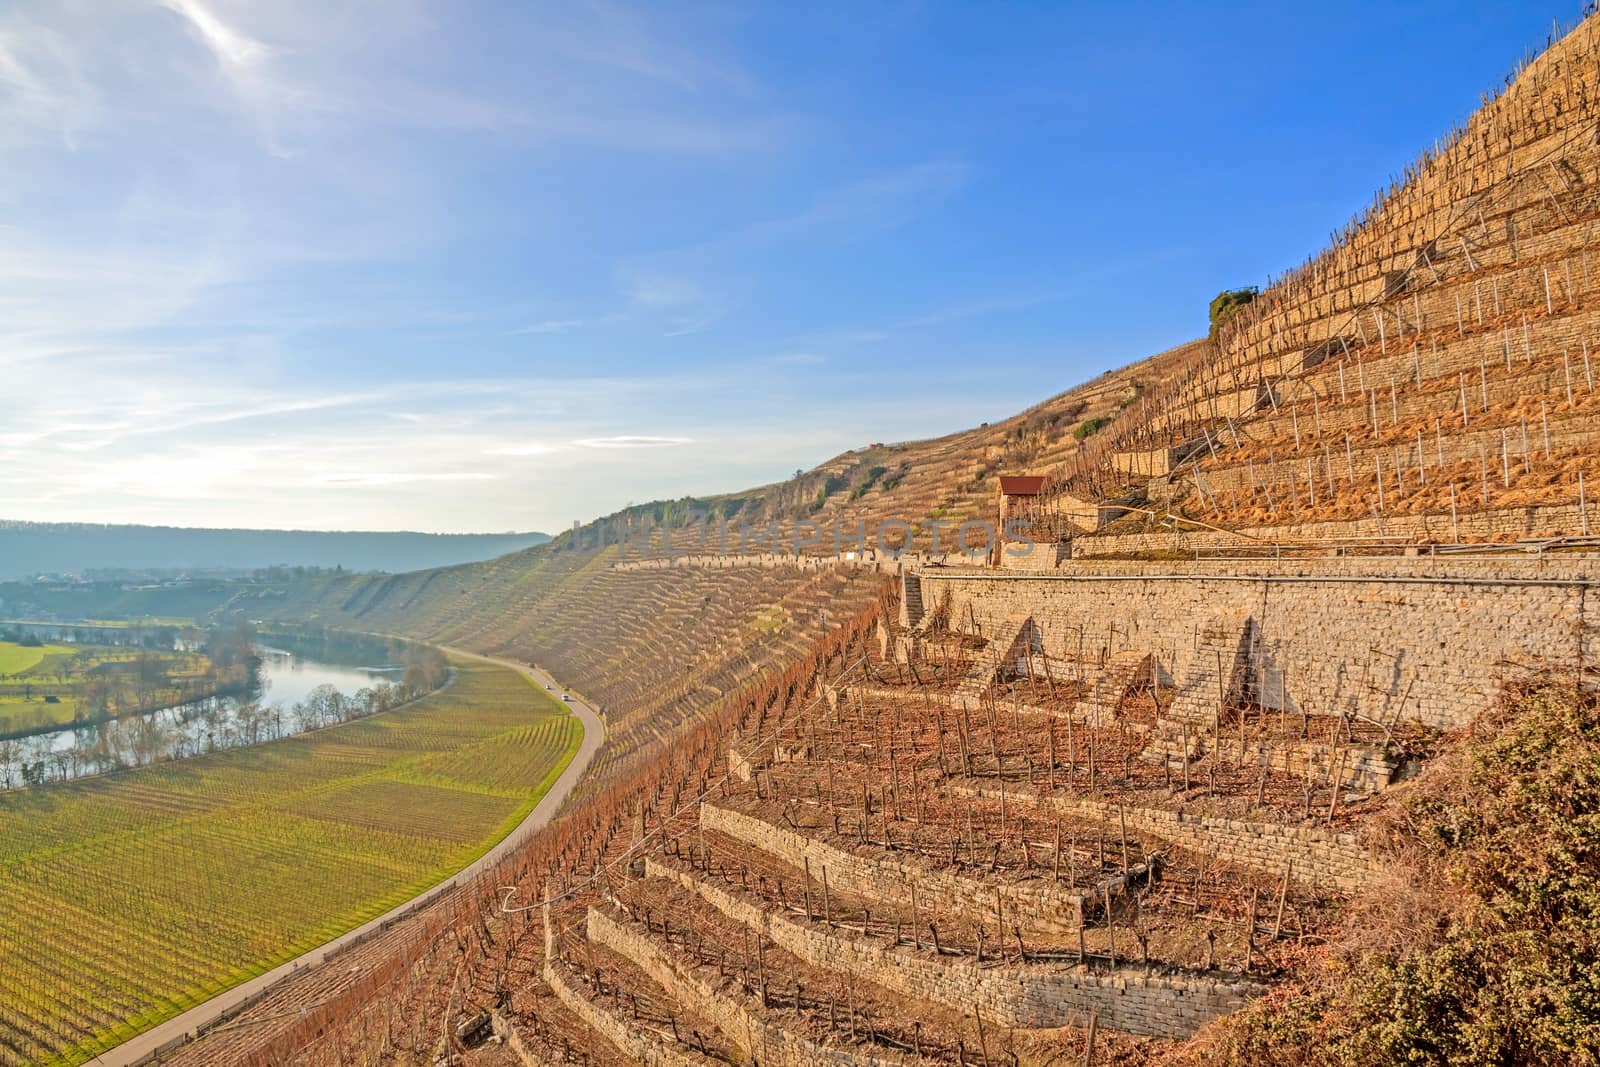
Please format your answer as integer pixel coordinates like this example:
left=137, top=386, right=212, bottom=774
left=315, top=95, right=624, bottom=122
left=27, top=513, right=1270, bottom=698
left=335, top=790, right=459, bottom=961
left=997, top=475, right=1048, bottom=535
left=994, top=475, right=1068, bottom=565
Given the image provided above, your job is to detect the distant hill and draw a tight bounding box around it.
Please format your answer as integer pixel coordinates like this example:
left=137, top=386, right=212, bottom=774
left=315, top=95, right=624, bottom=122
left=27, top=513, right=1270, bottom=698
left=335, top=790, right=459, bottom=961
left=0, top=521, right=550, bottom=581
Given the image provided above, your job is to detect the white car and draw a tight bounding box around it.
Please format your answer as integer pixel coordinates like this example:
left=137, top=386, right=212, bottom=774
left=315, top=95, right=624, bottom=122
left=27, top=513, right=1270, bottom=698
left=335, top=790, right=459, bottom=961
left=561, top=693, right=571, bottom=702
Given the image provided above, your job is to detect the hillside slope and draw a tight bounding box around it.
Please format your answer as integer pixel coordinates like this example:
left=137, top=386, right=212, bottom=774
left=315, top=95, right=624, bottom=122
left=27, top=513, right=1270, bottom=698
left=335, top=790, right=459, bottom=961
left=1056, top=16, right=1600, bottom=553
left=0, top=521, right=550, bottom=581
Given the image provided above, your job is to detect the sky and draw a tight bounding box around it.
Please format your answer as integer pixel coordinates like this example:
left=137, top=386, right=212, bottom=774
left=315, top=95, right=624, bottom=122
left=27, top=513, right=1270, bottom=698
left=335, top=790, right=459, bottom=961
left=0, top=1, right=1566, bottom=534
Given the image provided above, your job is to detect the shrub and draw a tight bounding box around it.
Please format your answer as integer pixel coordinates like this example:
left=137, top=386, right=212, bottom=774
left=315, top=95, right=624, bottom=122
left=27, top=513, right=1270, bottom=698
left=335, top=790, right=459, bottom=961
left=849, top=466, right=888, bottom=502
left=1209, top=287, right=1258, bottom=332
left=1073, top=417, right=1110, bottom=441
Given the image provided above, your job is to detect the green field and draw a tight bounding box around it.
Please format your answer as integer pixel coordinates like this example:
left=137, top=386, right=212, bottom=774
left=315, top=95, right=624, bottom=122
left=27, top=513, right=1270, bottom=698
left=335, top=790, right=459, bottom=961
left=0, top=642, right=72, bottom=676
left=0, top=654, right=583, bottom=1067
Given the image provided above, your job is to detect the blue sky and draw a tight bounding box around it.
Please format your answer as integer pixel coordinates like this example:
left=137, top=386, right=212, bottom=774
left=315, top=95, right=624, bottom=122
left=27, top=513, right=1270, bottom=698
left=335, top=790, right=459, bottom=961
left=0, top=1, right=1563, bottom=533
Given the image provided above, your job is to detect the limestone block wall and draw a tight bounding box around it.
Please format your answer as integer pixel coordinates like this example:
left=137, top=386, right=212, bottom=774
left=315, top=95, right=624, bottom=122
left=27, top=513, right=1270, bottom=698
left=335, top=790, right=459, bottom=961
left=701, top=802, right=1087, bottom=937
left=1079, top=501, right=1600, bottom=553
left=586, top=906, right=931, bottom=1067
left=489, top=1012, right=547, bottom=1067
left=1056, top=492, right=1105, bottom=531
left=952, top=785, right=1384, bottom=894
left=1231, top=735, right=1398, bottom=794
left=1113, top=448, right=1175, bottom=478
left=918, top=560, right=1600, bottom=730
left=645, top=857, right=1259, bottom=1037
left=1000, top=541, right=1070, bottom=570
left=544, top=960, right=721, bottom=1067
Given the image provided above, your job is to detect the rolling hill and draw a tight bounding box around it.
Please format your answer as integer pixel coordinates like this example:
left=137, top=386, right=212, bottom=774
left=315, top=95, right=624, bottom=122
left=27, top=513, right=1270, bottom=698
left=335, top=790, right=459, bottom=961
left=0, top=521, right=550, bottom=582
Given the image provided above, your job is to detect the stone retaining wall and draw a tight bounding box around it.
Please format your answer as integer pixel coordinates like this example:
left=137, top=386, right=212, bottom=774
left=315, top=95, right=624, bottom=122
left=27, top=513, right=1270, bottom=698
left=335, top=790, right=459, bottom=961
left=918, top=559, right=1600, bottom=730
left=489, top=1012, right=545, bottom=1067
left=1080, top=503, right=1599, bottom=555
left=586, top=906, right=931, bottom=1067
left=702, top=802, right=1086, bottom=937
left=544, top=960, right=720, bottom=1067
left=951, top=784, right=1383, bottom=894
left=645, top=857, right=1260, bottom=1037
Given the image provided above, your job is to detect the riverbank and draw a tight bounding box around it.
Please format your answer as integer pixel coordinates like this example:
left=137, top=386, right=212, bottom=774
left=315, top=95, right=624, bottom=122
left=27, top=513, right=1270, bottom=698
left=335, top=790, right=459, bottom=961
left=0, top=638, right=250, bottom=742
left=1, top=646, right=452, bottom=789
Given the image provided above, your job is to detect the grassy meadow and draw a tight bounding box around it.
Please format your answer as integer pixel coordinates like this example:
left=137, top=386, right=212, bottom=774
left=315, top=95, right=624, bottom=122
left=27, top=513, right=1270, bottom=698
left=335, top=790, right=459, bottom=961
left=0, top=653, right=582, bottom=1067
left=0, top=642, right=73, bottom=676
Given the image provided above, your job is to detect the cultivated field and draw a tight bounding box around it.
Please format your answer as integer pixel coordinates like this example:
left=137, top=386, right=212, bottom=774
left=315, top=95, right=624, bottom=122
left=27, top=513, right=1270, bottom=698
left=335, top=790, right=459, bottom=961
left=0, top=653, right=583, bottom=1067
left=0, top=640, right=72, bottom=676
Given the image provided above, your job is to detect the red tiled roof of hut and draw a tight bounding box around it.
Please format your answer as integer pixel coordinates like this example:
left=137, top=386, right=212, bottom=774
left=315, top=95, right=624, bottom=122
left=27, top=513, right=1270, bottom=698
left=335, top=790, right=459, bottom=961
left=997, top=475, right=1047, bottom=496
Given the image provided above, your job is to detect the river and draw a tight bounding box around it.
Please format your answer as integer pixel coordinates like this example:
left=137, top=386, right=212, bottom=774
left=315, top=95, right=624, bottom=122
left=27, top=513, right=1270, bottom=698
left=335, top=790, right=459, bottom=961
left=1, top=647, right=405, bottom=788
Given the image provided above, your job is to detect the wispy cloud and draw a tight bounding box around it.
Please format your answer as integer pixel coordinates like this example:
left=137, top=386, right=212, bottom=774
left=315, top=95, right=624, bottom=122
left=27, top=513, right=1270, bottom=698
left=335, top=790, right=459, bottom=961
left=488, top=441, right=563, bottom=457
left=317, top=471, right=497, bottom=488
left=539, top=0, right=757, bottom=94
left=159, top=0, right=270, bottom=71
left=766, top=351, right=828, bottom=366
left=627, top=274, right=708, bottom=309
left=608, top=158, right=970, bottom=337
left=511, top=319, right=586, bottom=335
left=573, top=435, right=693, bottom=449
left=643, top=158, right=972, bottom=267
left=0, top=2, right=1063, bottom=534
left=0, top=11, right=98, bottom=148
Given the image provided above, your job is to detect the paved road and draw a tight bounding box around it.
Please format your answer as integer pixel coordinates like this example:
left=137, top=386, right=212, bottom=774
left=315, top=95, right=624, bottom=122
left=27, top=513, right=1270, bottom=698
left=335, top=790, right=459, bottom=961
left=90, top=650, right=604, bottom=1067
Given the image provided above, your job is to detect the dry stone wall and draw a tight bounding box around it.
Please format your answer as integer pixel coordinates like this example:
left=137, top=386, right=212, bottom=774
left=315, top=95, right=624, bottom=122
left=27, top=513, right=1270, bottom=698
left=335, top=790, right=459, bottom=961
left=1080, top=500, right=1600, bottom=553
left=544, top=961, right=720, bottom=1067
left=645, top=857, right=1260, bottom=1037
left=586, top=906, right=931, bottom=1067
left=917, top=559, right=1600, bottom=730
left=701, top=803, right=1088, bottom=936
left=950, top=785, right=1383, bottom=894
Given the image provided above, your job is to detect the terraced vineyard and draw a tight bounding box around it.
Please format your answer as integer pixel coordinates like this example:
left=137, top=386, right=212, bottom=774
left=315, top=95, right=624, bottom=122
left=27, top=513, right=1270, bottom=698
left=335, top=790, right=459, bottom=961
left=1048, top=15, right=1600, bottom=554
left=254, top=550, right=888, bottom=786
left=0, top=654, right=582, bottom=1067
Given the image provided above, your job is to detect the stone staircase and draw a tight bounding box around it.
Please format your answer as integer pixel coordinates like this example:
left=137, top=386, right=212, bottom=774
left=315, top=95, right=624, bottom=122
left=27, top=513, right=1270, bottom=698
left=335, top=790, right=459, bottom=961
left=900, top=572, right=925, bottom=630
left=951, top=617, right=1036, bottom=710
left=1073, top=649, right=1153, bottom=722
left=1161, top=612, right=1253, bottom=724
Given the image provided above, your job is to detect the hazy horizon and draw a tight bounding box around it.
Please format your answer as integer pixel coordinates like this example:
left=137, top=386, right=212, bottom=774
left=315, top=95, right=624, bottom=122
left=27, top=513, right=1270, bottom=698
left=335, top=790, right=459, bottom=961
left=0, top=516, right=547, bottom=536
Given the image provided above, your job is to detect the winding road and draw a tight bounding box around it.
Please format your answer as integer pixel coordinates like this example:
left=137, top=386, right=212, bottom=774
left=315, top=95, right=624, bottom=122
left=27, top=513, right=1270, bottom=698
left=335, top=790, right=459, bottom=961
left=90, top=650, right=604, bottom=1067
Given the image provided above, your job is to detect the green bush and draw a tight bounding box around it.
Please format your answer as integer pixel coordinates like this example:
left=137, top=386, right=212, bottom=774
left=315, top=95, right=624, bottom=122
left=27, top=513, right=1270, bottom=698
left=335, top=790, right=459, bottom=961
left=1209, top=287, right=1258, bottom=332
left=1073, top=417, right=1110, bottom=441
left=849, top=466, right=889, bottom=502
